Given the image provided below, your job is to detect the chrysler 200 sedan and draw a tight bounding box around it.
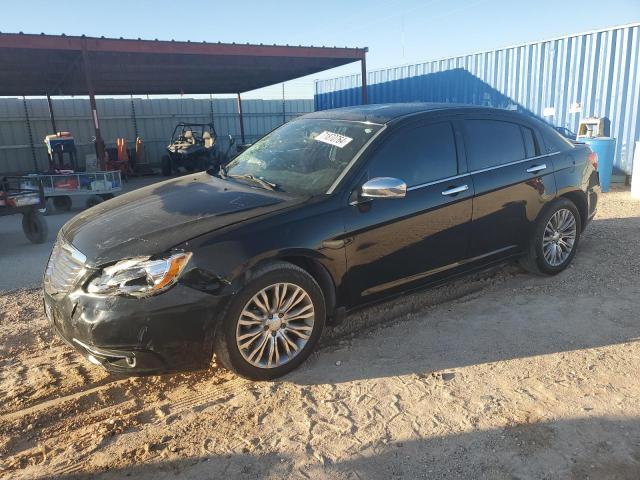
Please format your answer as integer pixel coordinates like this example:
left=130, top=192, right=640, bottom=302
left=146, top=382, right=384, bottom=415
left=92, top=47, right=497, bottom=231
left=44, top=104, right=600, bottom=380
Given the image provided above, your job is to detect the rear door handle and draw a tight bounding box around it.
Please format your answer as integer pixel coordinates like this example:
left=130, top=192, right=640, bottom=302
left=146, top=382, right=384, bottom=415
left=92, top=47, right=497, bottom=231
left=441, top=184, right=469, bottom=196
left=526, top=164, right=547, bottom=173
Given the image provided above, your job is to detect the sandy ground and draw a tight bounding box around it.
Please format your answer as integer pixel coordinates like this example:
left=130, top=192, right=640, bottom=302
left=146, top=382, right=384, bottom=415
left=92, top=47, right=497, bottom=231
left=1, top=190, right=639, bottom=479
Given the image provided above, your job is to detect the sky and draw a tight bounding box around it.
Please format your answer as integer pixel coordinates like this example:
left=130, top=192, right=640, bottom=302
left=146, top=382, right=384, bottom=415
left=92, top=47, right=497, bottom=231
left=1, top=0, right=638, bottom=99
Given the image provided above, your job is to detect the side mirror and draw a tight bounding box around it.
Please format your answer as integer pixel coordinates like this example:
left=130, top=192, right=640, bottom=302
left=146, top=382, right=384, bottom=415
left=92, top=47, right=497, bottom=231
left=360, top=177, right=407, bottom=199
left=228, top=134, right=236, bottom=146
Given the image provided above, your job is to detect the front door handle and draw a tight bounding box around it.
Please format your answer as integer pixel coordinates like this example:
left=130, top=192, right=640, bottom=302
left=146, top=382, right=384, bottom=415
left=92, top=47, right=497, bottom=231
left=526, top=164, right=547, bottom=173
left=441, top=184, right=469, bottom=196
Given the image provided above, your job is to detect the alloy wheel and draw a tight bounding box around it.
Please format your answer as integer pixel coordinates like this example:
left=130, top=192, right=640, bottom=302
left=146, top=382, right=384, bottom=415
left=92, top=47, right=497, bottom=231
left=542, top=208, right=577, bottom=267
left=236, top=282, right=315, bottom=369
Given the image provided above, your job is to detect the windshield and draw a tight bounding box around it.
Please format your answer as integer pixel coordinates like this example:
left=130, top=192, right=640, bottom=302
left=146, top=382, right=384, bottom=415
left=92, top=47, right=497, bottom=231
left=223, top=118, right=383, bottom=195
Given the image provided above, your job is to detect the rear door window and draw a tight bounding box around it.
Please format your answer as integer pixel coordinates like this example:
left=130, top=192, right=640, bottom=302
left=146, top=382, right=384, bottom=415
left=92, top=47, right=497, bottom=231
left=463, top=120, right=526, bottom=170
left=367, top=121, right=458, bottom=187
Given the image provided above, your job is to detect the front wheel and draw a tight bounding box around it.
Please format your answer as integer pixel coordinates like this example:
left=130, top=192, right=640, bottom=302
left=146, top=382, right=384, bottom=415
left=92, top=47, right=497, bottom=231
left=520, top=198, right=581, bottom=275
left=22, top=210, right=48, bottom=244
left=214, top=262, right=326, bottom=380
left=161, top=155, right=172, bottom=176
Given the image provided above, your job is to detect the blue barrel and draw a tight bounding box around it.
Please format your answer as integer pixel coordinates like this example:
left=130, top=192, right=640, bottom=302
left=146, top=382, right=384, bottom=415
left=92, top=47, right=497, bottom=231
left=582, top=137, right=617, bottom=192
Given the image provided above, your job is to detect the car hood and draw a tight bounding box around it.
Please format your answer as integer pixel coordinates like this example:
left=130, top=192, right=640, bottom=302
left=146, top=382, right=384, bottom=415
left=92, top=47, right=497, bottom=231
left=61, top=173, right=302, bottom=265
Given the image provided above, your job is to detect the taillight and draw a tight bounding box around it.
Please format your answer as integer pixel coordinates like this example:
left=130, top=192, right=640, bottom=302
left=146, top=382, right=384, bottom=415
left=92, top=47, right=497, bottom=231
left=588, top=151, right=598, bottom=171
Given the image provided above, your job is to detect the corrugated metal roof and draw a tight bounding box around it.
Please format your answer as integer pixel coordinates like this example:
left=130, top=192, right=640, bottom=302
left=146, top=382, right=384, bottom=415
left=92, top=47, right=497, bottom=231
left=315, top=23, right=640, bottom=174
left=0, top=32, right=367, bottom=96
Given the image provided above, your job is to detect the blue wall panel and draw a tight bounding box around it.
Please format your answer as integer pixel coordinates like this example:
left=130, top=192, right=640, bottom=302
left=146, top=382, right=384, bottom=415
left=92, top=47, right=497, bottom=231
left=315, top=24, right=640, bottom=174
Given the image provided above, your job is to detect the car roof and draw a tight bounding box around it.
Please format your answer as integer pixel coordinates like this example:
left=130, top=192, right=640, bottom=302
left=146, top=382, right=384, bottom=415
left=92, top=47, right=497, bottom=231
left=303, top=102, right=503, bottom=124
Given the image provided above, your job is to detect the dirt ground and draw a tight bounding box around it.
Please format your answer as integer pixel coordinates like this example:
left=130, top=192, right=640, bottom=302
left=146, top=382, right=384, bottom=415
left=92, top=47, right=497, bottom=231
left=1, top=190, right=639, bottom=479
left=0, top=177, right=163, bottom=291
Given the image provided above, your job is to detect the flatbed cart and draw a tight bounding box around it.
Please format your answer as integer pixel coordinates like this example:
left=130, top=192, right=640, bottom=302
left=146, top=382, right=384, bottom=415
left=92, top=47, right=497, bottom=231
left=0, top=176, right=48, bottom=244
left=23, top=171, right=122, bottom=214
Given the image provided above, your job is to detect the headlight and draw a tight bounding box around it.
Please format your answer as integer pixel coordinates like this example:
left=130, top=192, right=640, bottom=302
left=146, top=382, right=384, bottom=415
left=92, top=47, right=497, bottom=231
left=86, top=252, right=192, bottom=297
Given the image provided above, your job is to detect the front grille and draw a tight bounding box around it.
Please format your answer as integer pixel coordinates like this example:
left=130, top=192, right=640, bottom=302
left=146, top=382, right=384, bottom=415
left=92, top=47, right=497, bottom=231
left=44, top=240, right=87, bottom=295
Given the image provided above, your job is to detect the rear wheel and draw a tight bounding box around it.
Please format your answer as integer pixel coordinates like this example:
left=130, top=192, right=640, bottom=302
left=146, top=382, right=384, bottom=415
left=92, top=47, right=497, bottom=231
left=214, top=262, right=325, bottom=380
left=99, top=193, right=114, bottom=201
left=520, top=198, right=581, bottom=275
left=85, top=195, right=103, bottom=209
left=53, top=195, right=72, bottom=212
left=22, top=210, right=48, bottom=244
left=195, top=155, right=208, bottom=171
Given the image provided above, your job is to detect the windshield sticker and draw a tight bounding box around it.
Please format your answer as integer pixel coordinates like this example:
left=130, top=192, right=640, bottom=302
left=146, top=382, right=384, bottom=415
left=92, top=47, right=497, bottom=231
left=314, top=131, right=353, bottom=148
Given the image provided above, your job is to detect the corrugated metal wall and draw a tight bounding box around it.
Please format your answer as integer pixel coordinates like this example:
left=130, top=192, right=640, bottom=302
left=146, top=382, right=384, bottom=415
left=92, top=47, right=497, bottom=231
left=315, top=24, right=640, bottom=174
left=0, top=97, right=313, bottom=174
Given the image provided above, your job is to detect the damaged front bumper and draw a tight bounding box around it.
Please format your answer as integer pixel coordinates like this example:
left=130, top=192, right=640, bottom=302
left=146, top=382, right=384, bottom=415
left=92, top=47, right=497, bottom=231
left=44, top=284, right=227, bottom=374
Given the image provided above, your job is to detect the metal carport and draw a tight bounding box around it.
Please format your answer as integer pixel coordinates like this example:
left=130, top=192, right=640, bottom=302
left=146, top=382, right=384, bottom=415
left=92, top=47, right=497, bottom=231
left=0, top=32, right=368, bottom=169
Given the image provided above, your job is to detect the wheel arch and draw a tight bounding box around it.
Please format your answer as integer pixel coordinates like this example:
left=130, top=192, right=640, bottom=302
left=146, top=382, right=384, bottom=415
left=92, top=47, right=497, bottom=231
left=244, top=253, right=338, bottom=318
left=559, top=190, right=588, bottom=231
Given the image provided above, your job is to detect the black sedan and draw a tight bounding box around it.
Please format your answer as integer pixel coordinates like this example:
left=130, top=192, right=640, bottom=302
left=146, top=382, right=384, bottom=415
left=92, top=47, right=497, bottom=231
left=43, top=103, right=600, bottom=380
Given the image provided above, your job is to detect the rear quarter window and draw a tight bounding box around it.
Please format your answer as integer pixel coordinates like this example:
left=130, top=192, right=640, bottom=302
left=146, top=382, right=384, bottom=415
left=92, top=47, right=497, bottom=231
left=540, top=127, right=574, bottom=153
left=530, top=119, right=575, bottom=154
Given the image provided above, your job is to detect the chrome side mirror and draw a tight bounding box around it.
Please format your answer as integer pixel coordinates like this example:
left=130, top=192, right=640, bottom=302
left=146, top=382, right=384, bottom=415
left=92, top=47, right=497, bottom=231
left=360, top=177, right=407, bottom=199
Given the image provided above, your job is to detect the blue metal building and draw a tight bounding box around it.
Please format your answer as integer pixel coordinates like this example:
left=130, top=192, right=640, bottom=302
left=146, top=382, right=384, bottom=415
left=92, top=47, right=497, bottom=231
left=315, top=23, right=640, bottom=175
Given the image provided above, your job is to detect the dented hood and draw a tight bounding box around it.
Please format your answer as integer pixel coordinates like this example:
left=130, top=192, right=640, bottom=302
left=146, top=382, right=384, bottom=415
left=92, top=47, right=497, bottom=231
left=61, top=173, right=301, bottom=265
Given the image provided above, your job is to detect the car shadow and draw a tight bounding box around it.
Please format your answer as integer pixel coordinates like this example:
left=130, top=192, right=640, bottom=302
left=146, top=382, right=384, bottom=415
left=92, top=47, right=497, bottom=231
left=286, top=214, right=640, bottom=385
left=58, top=416, right=640, bottom=479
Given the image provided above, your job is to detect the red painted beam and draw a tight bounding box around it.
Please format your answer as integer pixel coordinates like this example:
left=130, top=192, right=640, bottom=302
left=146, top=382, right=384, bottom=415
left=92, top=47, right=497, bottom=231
left=0, top=33, right=366, bottom=60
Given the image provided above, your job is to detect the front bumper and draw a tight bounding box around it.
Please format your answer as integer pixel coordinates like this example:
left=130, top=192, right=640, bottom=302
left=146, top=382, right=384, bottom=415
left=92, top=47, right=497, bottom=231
left=44, top=284, right=227, bottom=374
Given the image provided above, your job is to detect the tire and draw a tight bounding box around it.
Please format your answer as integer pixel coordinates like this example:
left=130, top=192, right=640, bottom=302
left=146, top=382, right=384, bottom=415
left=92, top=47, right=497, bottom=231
left=99, top=193, right=114, bottom=201
left=22, top=210, right=48, bottom=244
left=85, top=195, right=104, bottom=209
left=161, top=155, right=172, bottom=176
left=214, top=261, right=326, bottom=380
left=520, top=197, right=581, bottom=275
left=195, top=156, right=208, bottom=171
left=53, top=195, right=72, bottom=212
